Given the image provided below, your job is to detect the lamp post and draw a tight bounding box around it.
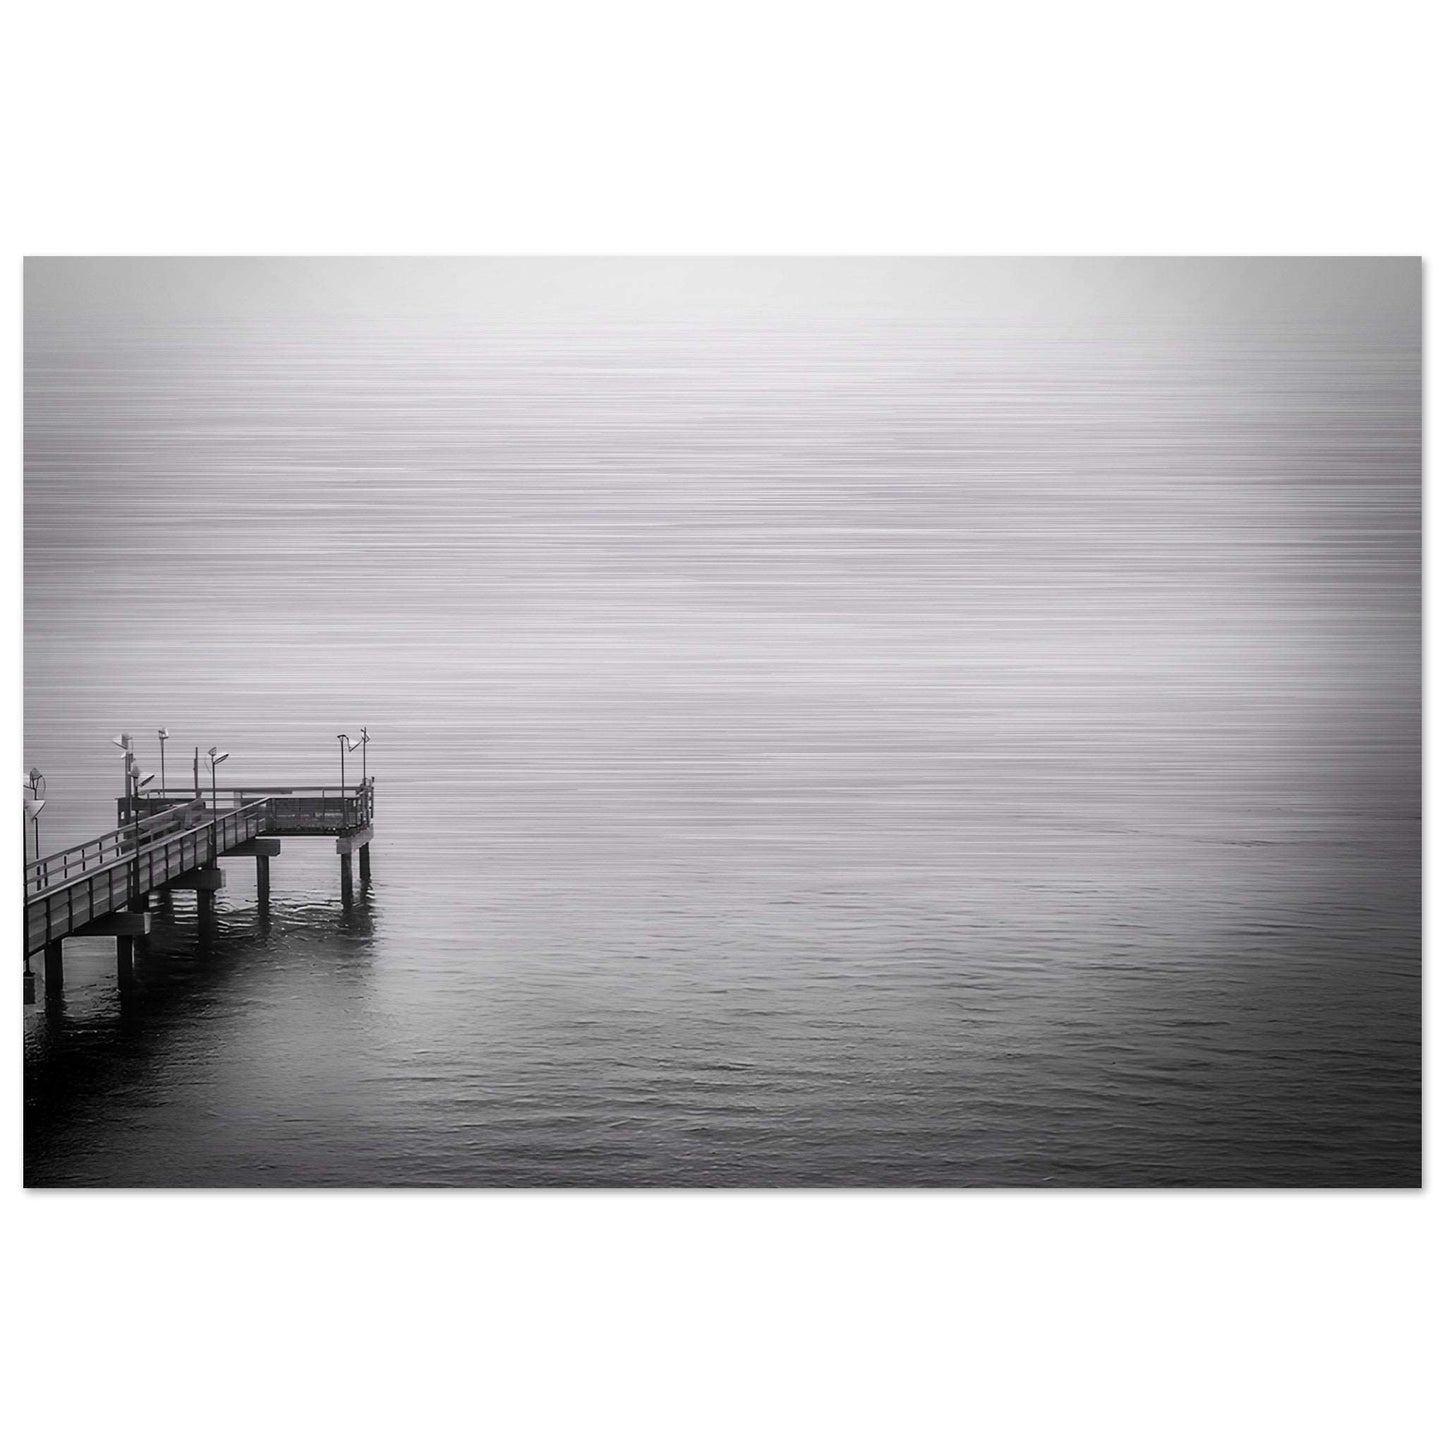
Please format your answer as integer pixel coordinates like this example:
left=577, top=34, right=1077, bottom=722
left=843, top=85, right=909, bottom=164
left=337, top=733, right=360, bottom=825
left=338, top=732, right=360, bottom=797
left=112, top=732, right=134, bottom=823
left=358, top=727, right=372, bottom=825
left=158, top=728, right=169, bottom=794
left=207, top=747, right=229, bottom=818
left=130, top=761, right=156, bottom=817
left=23, top=770, right=46, bottom=989
left=122, top=762, right=154, bottom=921
left=23, top=767, right=46, bottom=866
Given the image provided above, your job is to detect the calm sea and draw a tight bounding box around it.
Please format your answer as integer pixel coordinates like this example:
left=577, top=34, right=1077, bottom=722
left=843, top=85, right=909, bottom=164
left=23, top=312, right=1420, bottom=1185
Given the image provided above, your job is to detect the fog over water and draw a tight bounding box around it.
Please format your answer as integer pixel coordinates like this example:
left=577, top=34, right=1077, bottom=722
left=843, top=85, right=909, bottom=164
left=23, top=259, right=1419, bottom=1186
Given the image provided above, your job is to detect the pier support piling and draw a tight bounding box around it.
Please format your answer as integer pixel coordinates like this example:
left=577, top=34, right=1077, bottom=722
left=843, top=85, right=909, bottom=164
left=256, top=855, right=270, bottom=908
left=336, top=825, right=370, bottom=908
left=359, top=843, right=370, bottom=886
left=162, top=867, right=224, bottom=930
left=44, top=941, right=63, bottom=998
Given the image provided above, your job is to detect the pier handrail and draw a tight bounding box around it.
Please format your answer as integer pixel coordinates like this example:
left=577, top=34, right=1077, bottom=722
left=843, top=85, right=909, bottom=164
left=25, top=801, right=202, bottom=898
left=139, top=780, right=374, bottom=833
left=24, top=798, right=278, bottom=957
left=139, top=782, right=372, bottom=797
left=27, top=798, right=276, bottom=908
left=141, top=785, right=371, bottom=797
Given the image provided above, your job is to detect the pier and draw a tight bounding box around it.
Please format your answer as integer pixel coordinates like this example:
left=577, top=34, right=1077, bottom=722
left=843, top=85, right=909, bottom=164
left=23, top=781, right=375, bottom=999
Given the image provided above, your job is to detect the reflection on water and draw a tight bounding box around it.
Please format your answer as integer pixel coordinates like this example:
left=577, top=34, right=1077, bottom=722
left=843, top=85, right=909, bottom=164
left=24, top=287, right=1419, bottom=1185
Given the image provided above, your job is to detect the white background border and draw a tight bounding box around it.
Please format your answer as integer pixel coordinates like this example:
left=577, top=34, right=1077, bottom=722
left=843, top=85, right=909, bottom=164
left=4, top=3, right=1436, bottom=1440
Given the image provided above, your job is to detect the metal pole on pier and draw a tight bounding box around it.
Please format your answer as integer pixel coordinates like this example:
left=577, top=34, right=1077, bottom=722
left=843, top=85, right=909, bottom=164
left=22, top=801, right=32, bottom=994
left=112, top=733, right=133, bottom=824
left=129, top=761, right=154, bottom=819
left=338, top=733, right=359, bottom=823
left=24, top=768, right=45, bottom=863
left=22, top=771, right=47, bottom=991
left=208, top=748, right=228, bottom=819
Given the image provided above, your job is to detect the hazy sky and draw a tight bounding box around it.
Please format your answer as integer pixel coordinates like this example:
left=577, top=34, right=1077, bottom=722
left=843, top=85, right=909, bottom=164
left=25, top=256, right=1421, bottom=332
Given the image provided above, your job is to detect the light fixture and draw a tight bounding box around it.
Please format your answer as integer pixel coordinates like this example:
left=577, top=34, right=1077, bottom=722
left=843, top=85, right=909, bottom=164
left=23, top=770, right=46, bottom=860
left=337, top=733, right=358, bottom=799
left=207, top=747, right=229, bottom=818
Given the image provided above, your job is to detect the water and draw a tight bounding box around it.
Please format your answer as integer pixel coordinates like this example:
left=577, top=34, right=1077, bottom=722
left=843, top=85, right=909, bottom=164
left=23, top=266, right=1420, bottom=1185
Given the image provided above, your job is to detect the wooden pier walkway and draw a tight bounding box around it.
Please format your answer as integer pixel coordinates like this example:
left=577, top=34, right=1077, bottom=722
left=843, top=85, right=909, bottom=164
left=24, top=781, right=375, bottom=998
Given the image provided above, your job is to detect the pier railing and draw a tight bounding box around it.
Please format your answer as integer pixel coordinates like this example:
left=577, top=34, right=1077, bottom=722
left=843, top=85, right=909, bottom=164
left=25, top=798, right=275, bottom=956
left=131, top=781, right=374, bottom=835
left=26, top=802, right=203, bottom=899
